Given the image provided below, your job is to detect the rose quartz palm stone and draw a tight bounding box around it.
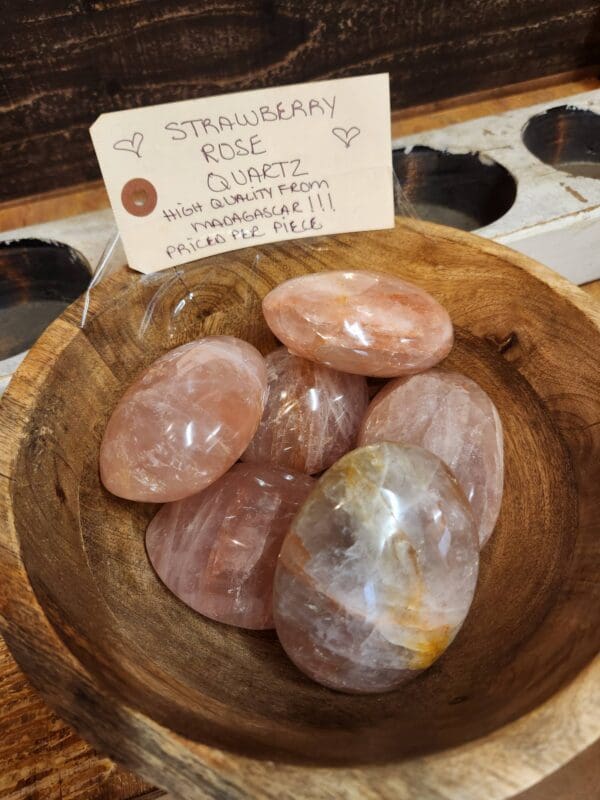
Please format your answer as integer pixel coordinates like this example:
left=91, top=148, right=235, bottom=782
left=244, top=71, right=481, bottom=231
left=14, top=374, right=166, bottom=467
left=262, top=270, right=453, bottom=377
left=274, top=442, right=479, bottom=693
left=242, top=347, right=369, bottom=474
left=359, top=370, right=504, bottom=546
left=146, top=463, right=315, bottom=629
left=100, top=336, right=267, bottom=502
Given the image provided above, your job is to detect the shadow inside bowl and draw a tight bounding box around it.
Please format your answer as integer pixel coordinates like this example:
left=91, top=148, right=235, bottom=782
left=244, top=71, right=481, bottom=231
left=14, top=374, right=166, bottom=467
left=393, top=146, right=517, bottom=231
left=522, top=105, right=600, bottom=180
left=0, top=239, right=90, bottom=360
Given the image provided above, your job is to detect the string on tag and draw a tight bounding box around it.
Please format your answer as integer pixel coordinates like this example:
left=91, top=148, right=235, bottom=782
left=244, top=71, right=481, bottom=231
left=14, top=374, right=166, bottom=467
left=80, top=228, right=121, bottom=328
left=393, top=167, right=420, bottom=221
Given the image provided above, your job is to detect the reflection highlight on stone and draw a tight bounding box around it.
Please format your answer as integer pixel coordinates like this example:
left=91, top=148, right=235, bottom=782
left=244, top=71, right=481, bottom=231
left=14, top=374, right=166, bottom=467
left=243, top=347, right=368, bottom=474
left=100, top=336, right=267, bottom=502
left=274, top=442, right=479, bottom=693
left=147, top=463, right=315, bottom=629
left=359, top=369, right=503, bottom=546
left=262, top=270, right=453, bottom=377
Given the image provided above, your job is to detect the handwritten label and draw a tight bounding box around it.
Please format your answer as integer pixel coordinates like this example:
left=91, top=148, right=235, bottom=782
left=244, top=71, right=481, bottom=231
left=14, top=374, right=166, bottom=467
left=90, top=74, right=393, bottom=273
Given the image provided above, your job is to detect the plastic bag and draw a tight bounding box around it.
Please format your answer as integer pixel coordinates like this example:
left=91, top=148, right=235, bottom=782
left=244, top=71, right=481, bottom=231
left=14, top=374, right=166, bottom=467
left=80, top=167, right=421, bottom=330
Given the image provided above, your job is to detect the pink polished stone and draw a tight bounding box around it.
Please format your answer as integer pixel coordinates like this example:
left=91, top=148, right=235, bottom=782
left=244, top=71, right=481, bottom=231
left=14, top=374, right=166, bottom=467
left=359, top=370, right=503, bottom=547
left=262, top=270, right=453, bottom=377
left=100, top=336, right=267, bottom=502
left=146, top=463, right=315, bottom=629
left=242, top=347, right=369, bottom=474
left=274, top=442, right=479, bottom=693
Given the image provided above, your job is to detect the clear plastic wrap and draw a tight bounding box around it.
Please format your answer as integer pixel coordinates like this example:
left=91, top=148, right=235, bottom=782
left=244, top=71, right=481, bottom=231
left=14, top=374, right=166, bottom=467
left=79, top=171, right=420, bottom=331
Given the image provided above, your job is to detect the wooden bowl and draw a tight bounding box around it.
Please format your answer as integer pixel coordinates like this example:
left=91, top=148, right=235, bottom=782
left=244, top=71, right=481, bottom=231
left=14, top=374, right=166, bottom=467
left=0, top=219, right=599, bottom=799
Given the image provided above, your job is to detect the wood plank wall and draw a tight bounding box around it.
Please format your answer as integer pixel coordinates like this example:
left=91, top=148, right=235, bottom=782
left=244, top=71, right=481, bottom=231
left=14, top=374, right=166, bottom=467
left=1, top=0, right=599, bottom=201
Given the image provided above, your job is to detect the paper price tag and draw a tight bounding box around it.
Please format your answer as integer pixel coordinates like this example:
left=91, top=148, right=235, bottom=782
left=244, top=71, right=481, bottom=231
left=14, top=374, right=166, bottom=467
left=90, top=74, right=393, bottom=273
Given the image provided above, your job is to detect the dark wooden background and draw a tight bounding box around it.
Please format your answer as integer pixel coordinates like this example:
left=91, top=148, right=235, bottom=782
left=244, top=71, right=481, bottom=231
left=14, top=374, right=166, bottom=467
left=1, top=0, right=599, bottom=203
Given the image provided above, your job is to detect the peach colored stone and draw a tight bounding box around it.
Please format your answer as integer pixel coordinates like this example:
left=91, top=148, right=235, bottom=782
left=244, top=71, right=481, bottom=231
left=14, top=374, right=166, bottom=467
left=274, top=442, right=479, bottom=693
left=242, top=347, right=369, bottom=474
left=100, top=336, right=267, bottom=502
left=262, top=270, right=453, bottom=377
left=359, top=370, right=503, bottom=546
left=146, top=463, right=315, bottom=629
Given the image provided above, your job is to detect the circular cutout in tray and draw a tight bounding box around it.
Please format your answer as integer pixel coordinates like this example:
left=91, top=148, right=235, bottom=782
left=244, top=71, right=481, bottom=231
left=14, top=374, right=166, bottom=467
left=0, top=239, right=90, bottom=359
left=522, top=105, right=600, bottom=179
left=393, top=146, right=516, bottom=230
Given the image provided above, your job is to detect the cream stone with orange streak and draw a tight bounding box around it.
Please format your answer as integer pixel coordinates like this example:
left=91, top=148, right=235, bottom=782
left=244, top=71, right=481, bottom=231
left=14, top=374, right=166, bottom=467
left=359, top=370, right=504, bottom=547
left=273, top=443, right=479, bottom=693
left=100, top=336, right=267, bottom=502
left=242, top=348, right=368, bottom=474
left=262, top=271, right=453, bottom=377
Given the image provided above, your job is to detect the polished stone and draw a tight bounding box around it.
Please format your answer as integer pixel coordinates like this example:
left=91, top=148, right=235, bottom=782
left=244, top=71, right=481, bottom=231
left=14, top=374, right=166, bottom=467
left=146, top=463, right=315, bottom=629
left=242, top=347, right=369, bottom=474
left=359, top=369, right=503, bottom=546
left=274, top=442, right=479, bottom=693
left=100, top=336, right=267, bottom=502
left=262, top=270, right=453, bottom=377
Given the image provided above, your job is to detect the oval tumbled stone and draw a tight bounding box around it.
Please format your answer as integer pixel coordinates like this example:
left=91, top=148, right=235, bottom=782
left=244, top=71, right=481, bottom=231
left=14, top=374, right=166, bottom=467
left=100, top=336, right=267, bottom=502
left=359, top=370, right=504, bottom=547
left=146, top=463, right=315, bottom=629
left=273, top=442, right=479, bottom=693
left=242, top=347, right=369, bottom=474
left=262, top=270, right=453, bottom=377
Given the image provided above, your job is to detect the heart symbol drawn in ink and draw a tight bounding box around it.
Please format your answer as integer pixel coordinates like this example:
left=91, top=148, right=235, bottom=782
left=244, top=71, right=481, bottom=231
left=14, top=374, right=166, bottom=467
left=113, top=131, right=144, bottom=158
left=332, top=126, right=361, bottom=148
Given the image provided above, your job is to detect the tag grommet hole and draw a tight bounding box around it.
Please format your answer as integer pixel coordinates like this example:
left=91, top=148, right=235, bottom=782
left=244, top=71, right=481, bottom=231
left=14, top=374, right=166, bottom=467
left=121, top=178, right=157, bottom=217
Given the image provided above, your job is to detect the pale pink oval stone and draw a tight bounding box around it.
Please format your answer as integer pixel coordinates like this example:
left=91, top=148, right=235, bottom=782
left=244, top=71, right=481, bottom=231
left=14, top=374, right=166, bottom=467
left=146, top=463, right=315, bottom=629
left=242, top=347, right=369, bottom=474
left=359, top=370, right=503, bottom=547
left=274, top=442, right=479, bottom=693
left=262, top=270, right=453, bottom=377
left=100, top=336, right=267, bottom=502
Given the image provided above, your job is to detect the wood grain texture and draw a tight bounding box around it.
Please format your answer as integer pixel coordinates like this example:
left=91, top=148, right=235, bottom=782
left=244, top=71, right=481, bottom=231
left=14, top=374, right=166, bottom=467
left=514, top=739, right=600, bottom=800
left=1, top=74, right=598, bottom=233
left=0, top=182, right=109, bottom=235
left=0, top=640, right=109, bottom=799
left=583, top=278, right=600, bottom=302
left=0, top=640, right=153, bottom=799
left=0, top=219, right=598, bottom=799
left=2, top=0, right=600, bottom=201
left=392, top=73, right=600, bottom=137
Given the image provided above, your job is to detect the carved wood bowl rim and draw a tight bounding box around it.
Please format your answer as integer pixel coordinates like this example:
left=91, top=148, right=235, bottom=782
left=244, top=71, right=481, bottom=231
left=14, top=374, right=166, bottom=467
left=0, top=219, right=598, bottom=800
